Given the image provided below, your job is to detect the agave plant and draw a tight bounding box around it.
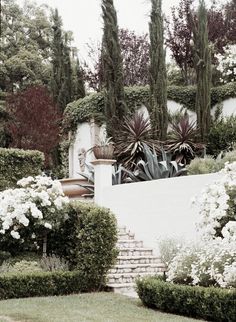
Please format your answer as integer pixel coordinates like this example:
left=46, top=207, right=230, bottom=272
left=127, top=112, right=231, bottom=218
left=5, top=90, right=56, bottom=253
left=77, top=163, right=124, bottom=196
left=165, top=115, right=205, bottom=165
left=123, top=144, right=187, bottom=182
left=114, top=112, right=161, bottom=170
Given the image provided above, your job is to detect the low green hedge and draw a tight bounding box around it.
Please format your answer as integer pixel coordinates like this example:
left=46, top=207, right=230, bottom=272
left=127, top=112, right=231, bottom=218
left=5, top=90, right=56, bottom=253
left=136, top=277, right=236, bottom=322
left=0, top=271, right=96, bottom=300
left=0, top=148, right=44, bottom=191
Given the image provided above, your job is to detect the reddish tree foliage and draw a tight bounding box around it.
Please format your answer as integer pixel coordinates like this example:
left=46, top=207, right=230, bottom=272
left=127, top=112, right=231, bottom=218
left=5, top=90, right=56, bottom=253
left=83, top=28, right=149, bottom=91
left=6, top=86, right=62, bottom=166
left=166, top=0, right=231, bottom=85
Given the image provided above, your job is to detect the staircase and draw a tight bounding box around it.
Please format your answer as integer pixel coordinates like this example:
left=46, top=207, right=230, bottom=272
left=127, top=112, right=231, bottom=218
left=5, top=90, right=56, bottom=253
left=107, top=226, right=166, bottom=296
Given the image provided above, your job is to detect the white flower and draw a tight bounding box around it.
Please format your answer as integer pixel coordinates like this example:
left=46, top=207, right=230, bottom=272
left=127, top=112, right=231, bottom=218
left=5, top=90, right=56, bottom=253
left=10, top=230, right=20, bottom=239
left=44, top=223, right=52, bottom=229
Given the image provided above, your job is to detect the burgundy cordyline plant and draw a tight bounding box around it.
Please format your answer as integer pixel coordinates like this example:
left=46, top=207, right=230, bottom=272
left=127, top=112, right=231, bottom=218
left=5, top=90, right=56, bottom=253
left=114, top=112, right=161, bottom=170
left=166, top=115, right=204, bottom=165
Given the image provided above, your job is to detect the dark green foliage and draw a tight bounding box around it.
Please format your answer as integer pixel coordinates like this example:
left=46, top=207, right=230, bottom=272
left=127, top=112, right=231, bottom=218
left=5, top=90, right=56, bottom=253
left=0, top=271, right=98, bottom=300
left=63, top=82, right=236, bottom=135
left=149, top=0, right=168, bottom=140
left=192, top=0, right=212, bottom=142
left=207, top=116, right=236, bottom=156
left=72, top=59, right=86, bottom=100
left=101, top=0, right=127, bottom=137
left=136, top=277, right=236, bottom=322
left=48, top=201, right=118, bottom=290
left=0, top=148, right=44, bottom=190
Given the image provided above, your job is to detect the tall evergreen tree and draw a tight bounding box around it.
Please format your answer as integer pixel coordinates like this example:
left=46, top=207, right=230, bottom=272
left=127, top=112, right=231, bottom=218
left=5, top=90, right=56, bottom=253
left=72, top=58, right=86, bottom=100
left=51, top=9, right=64, bottom=109
left=101, top=0, right=127, bottom=138
left=149, top=0, right=168, bottom=140
left=57, top=33, right=73, bottom=108
left=192, top=0, right=211, bottom=142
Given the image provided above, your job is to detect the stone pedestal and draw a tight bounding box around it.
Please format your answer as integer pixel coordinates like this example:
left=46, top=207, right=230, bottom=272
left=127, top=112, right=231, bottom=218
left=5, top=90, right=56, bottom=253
left=91, top=159, right=116, bottom=206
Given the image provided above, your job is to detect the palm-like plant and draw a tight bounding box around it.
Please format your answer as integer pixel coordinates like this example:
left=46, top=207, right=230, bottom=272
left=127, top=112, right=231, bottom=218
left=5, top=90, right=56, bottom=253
left=166, top=115, right=205, bottom=164
left=114, top=112, right=161, bottom=170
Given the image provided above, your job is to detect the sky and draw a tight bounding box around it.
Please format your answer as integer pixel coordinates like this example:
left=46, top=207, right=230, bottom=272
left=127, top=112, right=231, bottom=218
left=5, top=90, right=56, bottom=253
left=16, top=0, right=226, bottom=63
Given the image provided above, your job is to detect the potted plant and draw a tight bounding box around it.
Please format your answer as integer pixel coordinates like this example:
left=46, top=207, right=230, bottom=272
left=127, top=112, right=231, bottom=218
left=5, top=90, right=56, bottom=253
left=92, top=137, right=114, bottom=159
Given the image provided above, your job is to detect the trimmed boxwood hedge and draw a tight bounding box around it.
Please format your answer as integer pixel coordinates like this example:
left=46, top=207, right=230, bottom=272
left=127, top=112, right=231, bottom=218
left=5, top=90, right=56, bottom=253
left=136, top=277, right=236, bottom=322
left=47, top=201, right=118, bottom=290
left=0, top=271, right=96, bottom=300
left=63, top=82, right=236, bottom=133
left=0, top=148, right=44, bottom=191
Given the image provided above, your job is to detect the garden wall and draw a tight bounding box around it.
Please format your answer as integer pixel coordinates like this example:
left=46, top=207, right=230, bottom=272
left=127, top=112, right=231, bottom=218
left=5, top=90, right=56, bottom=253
left=68, top=97, right=236, bottom=178
left=101, top=173, right=220, bottom=253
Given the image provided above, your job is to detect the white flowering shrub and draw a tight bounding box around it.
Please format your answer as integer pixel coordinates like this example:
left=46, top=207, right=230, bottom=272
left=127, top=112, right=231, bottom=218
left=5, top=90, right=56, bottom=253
left=167, top=162, right=236, bottom=288
left=0, top=175, right=69, bottom=243
left=215, top=45, right=236, bottom=84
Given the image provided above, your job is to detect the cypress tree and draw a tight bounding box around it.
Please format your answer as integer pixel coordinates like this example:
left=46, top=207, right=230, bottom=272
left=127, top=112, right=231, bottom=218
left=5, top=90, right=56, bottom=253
left=51, top=9, right=64, bottom=109
left=149, top=0, right=168, bottom=140
left=72, top=58, right=86, bottom=100
left=57, top=33, right=73, bottom=109
left=192, top=0, right=211, bottom=142
left=101, top=0, right=127, bottom=138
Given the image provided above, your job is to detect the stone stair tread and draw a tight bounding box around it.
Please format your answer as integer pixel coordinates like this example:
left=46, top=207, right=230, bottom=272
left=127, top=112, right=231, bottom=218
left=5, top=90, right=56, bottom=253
left=107, top=282, right=135, bottom=288
left=119, top=247, right=153, bottom=251
left=107, top=272, right=159, bottom=278
left=112, top=263, right=164, bottom=269
left=117, top=255, right=160, bottom=259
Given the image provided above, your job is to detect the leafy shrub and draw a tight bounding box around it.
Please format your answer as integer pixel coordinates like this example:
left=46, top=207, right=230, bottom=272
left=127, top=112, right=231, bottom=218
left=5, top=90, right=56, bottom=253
left=48, top=201, right=118, bottom=289
left=158, top=237, right=184, bottom=267
left=187, top=150, right=236, bottom=175
left=0, top=271, right=95, bottom=300
left=186, top=156, right=219, bottom=174
left=0, top=148, right=44, bottom=190
left=136, top=277, right=236, bottom=321
left=207, top=116, right=236, bottom=156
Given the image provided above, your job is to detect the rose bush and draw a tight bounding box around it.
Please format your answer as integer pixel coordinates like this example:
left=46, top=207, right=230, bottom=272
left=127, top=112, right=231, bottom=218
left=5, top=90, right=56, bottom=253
left=167, top=162, right=236, bottom=288
left=0, top=175, right=69, bottom=244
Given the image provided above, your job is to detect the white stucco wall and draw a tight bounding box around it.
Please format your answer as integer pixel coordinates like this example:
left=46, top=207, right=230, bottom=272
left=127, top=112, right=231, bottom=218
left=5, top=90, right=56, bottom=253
left=101, top=173, right=220, bottom=253
left=212, top=98, right=236, bottom=118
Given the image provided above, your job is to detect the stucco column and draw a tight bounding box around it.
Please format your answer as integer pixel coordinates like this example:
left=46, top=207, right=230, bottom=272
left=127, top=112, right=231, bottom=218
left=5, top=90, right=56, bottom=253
left=91, top=159, right=116, bottom=206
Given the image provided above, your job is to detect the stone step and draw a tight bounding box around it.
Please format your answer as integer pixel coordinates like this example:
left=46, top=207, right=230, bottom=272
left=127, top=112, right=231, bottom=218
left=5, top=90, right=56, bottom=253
left=116, top=255, right=162, bottom=265
left=109, top=263, right=165, bottom=274
left=107, top=272, right=163, bottom=285
left=118, top=226, right=127, bottom=234
left=106, top=283, right=138, bottom=297
left=117, top=232, right=135, bottom=240
left=117, top=239, right=143, bottom=248
left=119, top=248, right=153, bottom=257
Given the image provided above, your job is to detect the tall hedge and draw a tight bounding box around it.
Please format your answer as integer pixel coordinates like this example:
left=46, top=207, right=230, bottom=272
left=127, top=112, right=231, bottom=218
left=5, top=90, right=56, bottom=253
left=48, top=201, right=118, bottom=290
left=0, top=148, right=44, bottom=191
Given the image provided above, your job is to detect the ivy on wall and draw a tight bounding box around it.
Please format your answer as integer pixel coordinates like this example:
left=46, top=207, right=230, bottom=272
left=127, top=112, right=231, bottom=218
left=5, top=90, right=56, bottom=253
left=63, top=82, right=236, bottom=134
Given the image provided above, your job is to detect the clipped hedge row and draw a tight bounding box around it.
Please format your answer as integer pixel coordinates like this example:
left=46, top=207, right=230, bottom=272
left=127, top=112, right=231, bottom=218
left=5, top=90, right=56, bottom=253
left=0, top=271, right=97, bottom=300
left=63, top=82, right=236, bottom=133
left=0, top=148, right=44, bottom=191
left=136, top=277, right=236, bottom=322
